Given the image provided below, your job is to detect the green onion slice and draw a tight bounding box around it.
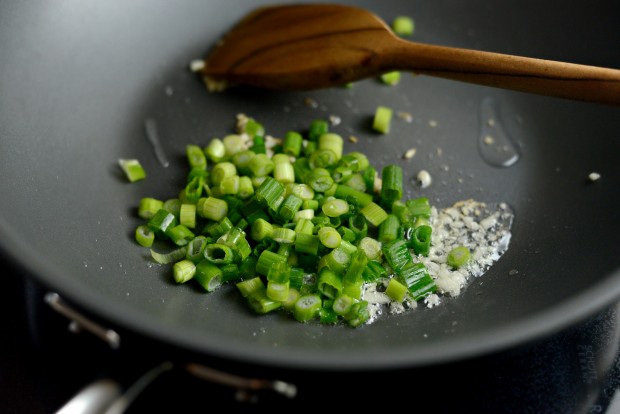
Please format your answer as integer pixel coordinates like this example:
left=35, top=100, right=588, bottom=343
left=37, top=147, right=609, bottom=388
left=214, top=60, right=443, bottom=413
left=129, top=115, right=458, bottom=328
left=118, top=158, right=146, bottom=182
left=447, top=246, right=471, bottom=269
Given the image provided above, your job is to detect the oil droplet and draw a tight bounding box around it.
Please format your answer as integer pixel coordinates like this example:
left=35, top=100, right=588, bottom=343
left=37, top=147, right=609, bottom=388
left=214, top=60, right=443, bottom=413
left=479, top=98, right=519, bottom=167
left=144, top=118, right=170, bottom=168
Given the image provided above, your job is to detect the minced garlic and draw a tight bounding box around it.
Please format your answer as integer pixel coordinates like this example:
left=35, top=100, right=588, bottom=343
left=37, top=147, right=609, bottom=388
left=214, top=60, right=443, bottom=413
left=364, top=200, right=514, bottom=321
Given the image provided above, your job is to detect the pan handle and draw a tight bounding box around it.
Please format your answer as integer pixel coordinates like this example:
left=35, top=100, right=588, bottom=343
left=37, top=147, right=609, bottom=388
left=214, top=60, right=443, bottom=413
left=55, top=361, right=174, bottom=414
left=44, top=293, right=121, bottom=349
left=55, top=379, right=122, bottom=414
left=55, top=359, right=298, bottom=413
left=46, top=292, right=297, bottom=412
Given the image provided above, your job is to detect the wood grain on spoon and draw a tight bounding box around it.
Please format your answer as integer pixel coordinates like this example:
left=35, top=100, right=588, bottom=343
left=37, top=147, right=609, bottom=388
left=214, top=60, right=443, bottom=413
left=200, top=3, right=620, bottom=105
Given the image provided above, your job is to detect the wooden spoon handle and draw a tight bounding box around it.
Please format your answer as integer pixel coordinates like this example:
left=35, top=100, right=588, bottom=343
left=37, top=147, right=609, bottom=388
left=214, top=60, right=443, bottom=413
left=386, top=40, right=620, bottom=105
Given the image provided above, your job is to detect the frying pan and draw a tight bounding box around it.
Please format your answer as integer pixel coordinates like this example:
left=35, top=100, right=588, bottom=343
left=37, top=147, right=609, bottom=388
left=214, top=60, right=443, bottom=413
left=2, top=0, right=620, bottom=401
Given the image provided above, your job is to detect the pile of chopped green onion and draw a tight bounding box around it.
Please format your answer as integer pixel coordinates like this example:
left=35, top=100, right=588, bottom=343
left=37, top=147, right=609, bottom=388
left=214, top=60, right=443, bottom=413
left=134, top=115, right=444, bottom=327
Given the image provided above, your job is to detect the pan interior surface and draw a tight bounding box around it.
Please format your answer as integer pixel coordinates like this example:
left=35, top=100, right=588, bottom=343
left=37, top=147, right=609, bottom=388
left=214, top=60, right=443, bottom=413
left=1, top=0, right=619, bottom=371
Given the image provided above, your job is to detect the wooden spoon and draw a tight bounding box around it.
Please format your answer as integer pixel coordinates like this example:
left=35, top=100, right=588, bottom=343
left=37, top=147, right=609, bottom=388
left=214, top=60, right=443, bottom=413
left=198, top=3, right=620, bottom=105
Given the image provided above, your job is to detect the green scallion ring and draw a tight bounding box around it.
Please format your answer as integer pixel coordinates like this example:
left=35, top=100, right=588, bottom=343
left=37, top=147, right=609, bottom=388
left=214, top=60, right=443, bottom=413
left=447, top=246, right=471, bottom=269
left=135, top=225, right=154, bottom=247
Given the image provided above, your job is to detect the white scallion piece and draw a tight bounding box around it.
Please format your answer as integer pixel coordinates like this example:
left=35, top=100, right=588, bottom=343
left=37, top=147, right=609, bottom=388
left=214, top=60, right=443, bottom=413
left=403, top=148, right=417, bottom=159
left=189, top=59, right=206, bottom=72
left=417, top=169, right=432, bottom=188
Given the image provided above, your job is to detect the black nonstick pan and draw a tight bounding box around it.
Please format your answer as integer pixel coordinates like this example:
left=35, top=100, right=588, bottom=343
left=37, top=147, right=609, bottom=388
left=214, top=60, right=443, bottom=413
left=1, top=0, right=620, bottom=405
